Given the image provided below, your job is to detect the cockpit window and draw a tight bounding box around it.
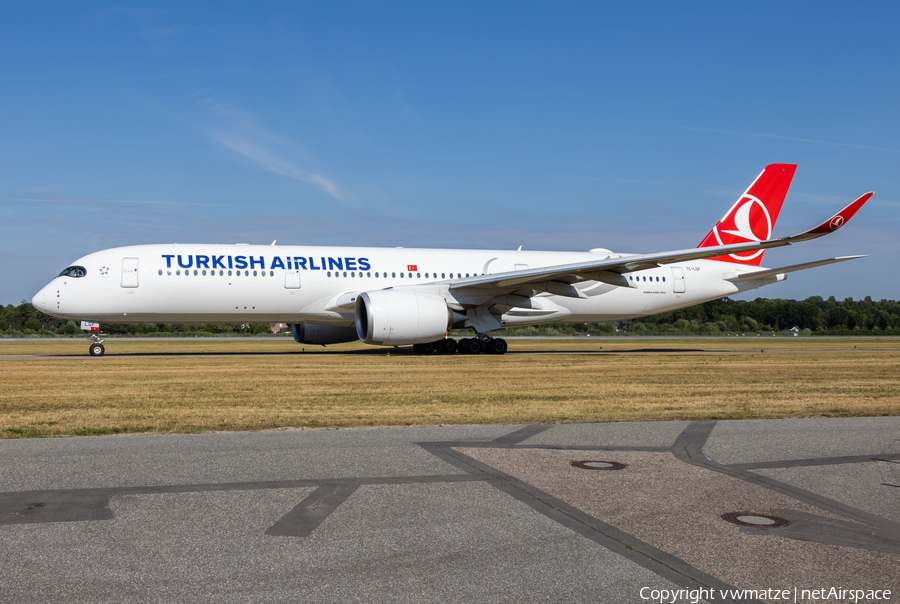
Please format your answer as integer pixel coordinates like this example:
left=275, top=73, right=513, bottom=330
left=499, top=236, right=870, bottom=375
left=58, top=266, right=87, bottom=278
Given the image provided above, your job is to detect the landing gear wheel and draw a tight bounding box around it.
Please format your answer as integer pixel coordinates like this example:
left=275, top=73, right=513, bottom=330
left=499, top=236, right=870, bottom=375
left=89, top=342, right=105, bottom=357
left=460, top=338, right=482, bottom=355
left=421, top=341, right=435, bottom=353
left=485, top=338, right=508, bottom=355
left=442, top=338, right=457, bottom=354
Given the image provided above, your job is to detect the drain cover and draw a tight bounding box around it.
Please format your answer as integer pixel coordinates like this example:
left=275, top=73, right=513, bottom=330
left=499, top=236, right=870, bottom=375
left=721, top=512, right=789, bottom=527
left=571, top=460, right=626, bottom=471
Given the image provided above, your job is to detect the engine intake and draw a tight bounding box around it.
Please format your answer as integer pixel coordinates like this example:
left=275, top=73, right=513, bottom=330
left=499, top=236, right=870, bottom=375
left=356, top=290, right=452, bottom=346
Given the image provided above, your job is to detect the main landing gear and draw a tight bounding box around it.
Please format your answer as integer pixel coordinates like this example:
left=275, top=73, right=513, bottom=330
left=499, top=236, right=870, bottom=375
left=413, top=336, right=508, bottom=355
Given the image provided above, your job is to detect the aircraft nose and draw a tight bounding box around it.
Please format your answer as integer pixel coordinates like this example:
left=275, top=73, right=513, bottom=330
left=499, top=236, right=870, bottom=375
left=32, top=284, right=52, bottom=313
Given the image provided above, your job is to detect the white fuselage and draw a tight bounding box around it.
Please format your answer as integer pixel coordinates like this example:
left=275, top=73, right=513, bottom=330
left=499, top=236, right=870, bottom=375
left=32, top=244, right=779, bottom=328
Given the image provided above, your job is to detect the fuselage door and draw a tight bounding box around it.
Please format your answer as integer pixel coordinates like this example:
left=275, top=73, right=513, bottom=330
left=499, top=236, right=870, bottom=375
left=671, top=267, right=685, bottom=293
left=284, top=269, right=301, bottom=289
left=121, top=257, right=139, bottom=288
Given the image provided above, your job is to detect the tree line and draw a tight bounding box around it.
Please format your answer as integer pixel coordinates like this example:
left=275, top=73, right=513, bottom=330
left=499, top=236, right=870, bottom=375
left=0, top=301, right=278, bottom=337
left=2, top=295, right=900, bottom=337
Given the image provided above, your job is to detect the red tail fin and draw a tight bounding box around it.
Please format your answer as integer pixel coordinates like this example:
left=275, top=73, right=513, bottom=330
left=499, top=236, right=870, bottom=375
left=698, top=164, right=797, bottom=265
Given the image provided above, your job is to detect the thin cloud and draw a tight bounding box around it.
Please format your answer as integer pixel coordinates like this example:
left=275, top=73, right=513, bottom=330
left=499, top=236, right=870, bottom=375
left=656, top=125, right=900, bottom=153
left=211, top=133, right=344, bottom=200
left=201, top=101, right=345, bottom=201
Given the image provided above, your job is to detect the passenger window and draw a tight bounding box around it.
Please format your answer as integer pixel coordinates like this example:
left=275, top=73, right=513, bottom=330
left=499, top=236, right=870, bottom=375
left=392, top=272, right=396, bottom=278
left=228, top=270, right=232, bottom=276
left=158, top=269, right=162, bottom=275
left=194, top=270, right=198, bottom=276
left=177, top=270, right=181, bottom=275
left=400, top=273, right=404, bottom=278
left=202, top=270, right=207, bottom=276
left=343, top=271, right=347, bottom=277
left=417, top=273, right=421, bottom=278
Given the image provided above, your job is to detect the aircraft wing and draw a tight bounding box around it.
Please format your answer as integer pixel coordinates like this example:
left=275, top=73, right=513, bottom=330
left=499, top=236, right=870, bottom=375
left=447, top=192, right=873, bottom=297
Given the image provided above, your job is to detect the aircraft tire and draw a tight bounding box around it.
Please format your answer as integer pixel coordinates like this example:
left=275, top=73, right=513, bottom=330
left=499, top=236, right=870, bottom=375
left=460, top=338, right=482, bottom=355
left=89, top=343, right=105, bottom=357
left=486, top=338, right=508, bottom=355
left=443, top=338, right=457, bottom=353
left=421, top=341, right=435, bottom=353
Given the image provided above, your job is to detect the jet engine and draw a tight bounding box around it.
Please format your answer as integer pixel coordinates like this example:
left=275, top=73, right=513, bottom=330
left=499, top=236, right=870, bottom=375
left=355, top=290, right=453, bottom=346
left=291, top=323, right=360, bottom=345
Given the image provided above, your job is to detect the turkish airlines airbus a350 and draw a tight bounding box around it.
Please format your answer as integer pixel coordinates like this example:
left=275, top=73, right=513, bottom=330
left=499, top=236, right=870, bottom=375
left=33, top=164, right=872, bottom=356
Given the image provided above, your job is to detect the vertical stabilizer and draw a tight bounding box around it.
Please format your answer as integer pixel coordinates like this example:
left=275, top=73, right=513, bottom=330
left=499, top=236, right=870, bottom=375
left=698, top=164, right=797, bottom=265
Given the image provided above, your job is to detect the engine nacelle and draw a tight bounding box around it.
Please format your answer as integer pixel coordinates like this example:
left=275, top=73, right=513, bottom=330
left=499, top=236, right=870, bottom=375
left=355, top=290, right=452, bottom=346
left=291, top=323, right=359, bottom=345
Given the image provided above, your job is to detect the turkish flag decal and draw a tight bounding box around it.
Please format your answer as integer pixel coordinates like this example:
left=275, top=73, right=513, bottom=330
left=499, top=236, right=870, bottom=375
left=407, top=264, right=417, bottom=271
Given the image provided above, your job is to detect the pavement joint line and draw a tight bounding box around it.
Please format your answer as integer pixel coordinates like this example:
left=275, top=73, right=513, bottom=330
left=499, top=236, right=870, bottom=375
left=0, top=474, right=484, bottom=526
left=419, top=441, right=671, bottom=452
left=265, top=483, right=360, bottom=538
left=416, top=441, right=761, bottom=604
left=728, top=453, right=900, bottom=470
left=488, top=425, right=553, bottom=444
left=672, top=421, right=900, bottom=537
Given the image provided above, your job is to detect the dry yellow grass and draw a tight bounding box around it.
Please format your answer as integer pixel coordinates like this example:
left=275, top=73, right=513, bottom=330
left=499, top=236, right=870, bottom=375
left=1, top=337, right=898, bottom=437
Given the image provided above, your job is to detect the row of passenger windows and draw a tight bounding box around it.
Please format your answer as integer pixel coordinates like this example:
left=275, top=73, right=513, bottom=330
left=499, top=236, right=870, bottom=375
left=160, top=269, right=275, bottom=277
left=157, top=269, right=477, bottom=279
left=156, top=269, right=666, bottom=283
left=328, top=271, right=472, bottom=279
left=629, top=275, right=665, bottom=282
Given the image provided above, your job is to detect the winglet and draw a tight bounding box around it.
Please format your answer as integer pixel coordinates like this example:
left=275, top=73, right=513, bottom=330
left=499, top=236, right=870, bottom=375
left=789, top=192, right=874, bottom=242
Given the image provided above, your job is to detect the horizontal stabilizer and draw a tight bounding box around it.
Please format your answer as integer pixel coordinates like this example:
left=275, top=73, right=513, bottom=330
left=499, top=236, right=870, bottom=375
left=725, top=255, right=867, bottom=282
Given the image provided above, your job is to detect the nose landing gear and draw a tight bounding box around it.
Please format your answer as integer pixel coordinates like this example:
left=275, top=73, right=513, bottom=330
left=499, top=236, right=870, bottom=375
left=88, top=333, right=105, bottom=357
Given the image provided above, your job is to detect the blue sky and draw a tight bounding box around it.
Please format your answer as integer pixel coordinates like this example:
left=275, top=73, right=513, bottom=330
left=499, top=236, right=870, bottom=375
left=2, top=2, right=898, bottom=305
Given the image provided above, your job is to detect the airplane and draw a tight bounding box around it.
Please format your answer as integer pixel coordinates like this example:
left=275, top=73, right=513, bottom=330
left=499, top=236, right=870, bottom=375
left=32, top=164, right=873, bottom=357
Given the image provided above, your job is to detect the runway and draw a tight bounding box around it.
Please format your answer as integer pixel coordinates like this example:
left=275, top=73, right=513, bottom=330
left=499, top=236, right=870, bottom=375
left=1, top=419, right=898, bottom=603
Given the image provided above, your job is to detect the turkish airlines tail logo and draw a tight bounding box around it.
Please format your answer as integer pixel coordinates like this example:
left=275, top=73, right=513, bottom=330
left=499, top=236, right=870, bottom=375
left=698, top=164, right=797, bottom=265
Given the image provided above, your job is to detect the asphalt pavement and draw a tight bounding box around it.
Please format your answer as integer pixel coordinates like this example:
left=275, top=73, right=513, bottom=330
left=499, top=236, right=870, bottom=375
left=1, top=418, right=898, bottom=604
